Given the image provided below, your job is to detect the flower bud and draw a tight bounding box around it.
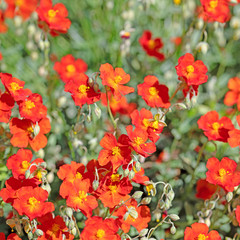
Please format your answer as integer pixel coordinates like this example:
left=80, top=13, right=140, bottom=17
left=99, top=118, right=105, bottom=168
left=68, top=220, right=75, bottom=230
left=41, top=183, right=51, bottom=194
left=33, top=122, right=40, bottom=137
left=139, top=228, right=148, bottom=237
left=35, top=229, right=44, bottom=236
left=135, top=162, right=141, bottom=172
left=170, top=225, right=176, bottom=234
left=94, top=104, right=101, bottom=119
left=132, top=191, right=143, bottom=199
left=92, top=180, right=99, bottom=191
left=87, top=114, right=92, bottom=123
left=65, top=208, right=73, bottom=218
left=167, top=190, right=175, bottom=201
left=40, top=162, right=47, bottom=168
left=169, top=214, right=180, bottom=221
left=123, top=169, right=129, bottom=177
left=145, top=181, right=156, bottom=196
left=25, top=170, right=31, bottom=179
left=70, top=227, right=77, bottom=236
left=205, top=218, right=211, bottom=227
left=128, top=207, right=138, bottom=219
left=226, top=192, right=233, bottom=202
left=28, top=232, right=33, bottom=239
left=140, top=197, right=151, bottom=205
left=128, top=170, right=135, bottom=180
left=14, top=16, right=22, bottom=27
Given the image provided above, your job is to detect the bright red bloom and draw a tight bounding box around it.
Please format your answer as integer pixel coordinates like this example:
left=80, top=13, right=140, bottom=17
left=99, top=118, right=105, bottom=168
left=236, top=205, right=240, bottom=227
left=129, top=164, right=149, bottom=185
left=54, top=54, right=88, bottom=83
left=0, top=233, right=22, bottom=240
left=36, top=0, right=71, bottom=36
left=176, top=53, right=208, bottom=87
left=0, top=10, right=8, bottom=33
left=63, top=179, right=98, bottom=218
left=9, top=117, right=51, bottom=151
left=224, top=77, right=240, bottom=111
left=139, top=30, right=165, bottom=61
left=113, top=198, right=151, bottom=233
left=200, top=0, right=231, bottom=23
left=4, top=0, right=38, bottom=20
left=37, top=213, right=74, bottom=240
left=98, top=133, right=131, bottom=171
left=0, top=73, right=32, bottom=101
left=100, top=63, right=134, bottom=101
left=13, top=186, right=54, bottom=220
left=80, top=216, right=120, bottom=240
left=0, top=91, right=14, bottom=123
left=126, top=125, right=156, bottom=157
left=184, top=223, right=221, bottom=240
left=101, top=92, right=137, bottom=117
left=138, top=75, right=170, bottom=108
left=197, top=111, right=234, bottom=142
left=195, top=179, right=218, bottom=200
left=64, top=73, right=101, bottom=107
left=131, top=108, right=164, bottom=143
left=228, top=115, right=240, bottom=147
left=206, top=157, right=240, bottom=192
left=18, top=93, right=47, bottom=122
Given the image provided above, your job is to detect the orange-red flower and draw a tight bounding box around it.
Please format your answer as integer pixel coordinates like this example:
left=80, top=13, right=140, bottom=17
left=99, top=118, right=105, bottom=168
left=131, top=108, right=164, bottom=143
left=0, top=73, right=32, bottom=101
left=184, top=223, right=221, bottom=240
left=0, top=91, right=14, bottom=123
left=228, top=115, right=240, bottom=148
left=13, top=186, right=54, bottom=220
left=36, top=0, right=71, bottom=36
left=54, top=54, right=88, bottom=83
left=0, top=233, right=22, bottom=240
left=37, top=213, right=74, bottom=240
left=113, top=198, right=151, bottom=233
left=126, top=125, right=156, bottom=157
left=0, top=10, right=8, bottom=33
left=200, top=0, right=231, bottom=23
left=206, top=157, right=240, bottom=192
left=139, top=30, right=165, bottom=61
left=197, top=111, right=234, bottom=142
left=64, top=73, right=101, bottom=107
left=236, top=205, right=240, bottom=226
left=137, top=75, right=170, bottom=108
left=9, top=117, right=51, bottom=151
left=4, top=0, right=38, bottom=20
left=224, top=77, right=240, bottom=111
left=175, top=53, right=208, bottom=86
left=100, top=63, right=134, bottom=101
left=80, top=216, right=120, bottom=240
left=195, top=179, right=218, bottom=200
left=18, top=93, right=47, bottom=122
left=98, top=133, right=131, bottom=171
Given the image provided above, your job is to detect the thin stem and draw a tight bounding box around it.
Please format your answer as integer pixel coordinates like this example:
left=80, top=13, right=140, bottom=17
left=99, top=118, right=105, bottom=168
left=72, top=216, right=81, bottom=237
left=105, top=87, right=117, bottom=131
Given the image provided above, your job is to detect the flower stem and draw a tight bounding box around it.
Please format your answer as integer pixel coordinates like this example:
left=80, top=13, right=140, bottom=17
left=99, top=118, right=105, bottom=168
left=105, top=87, right=117, bottom=131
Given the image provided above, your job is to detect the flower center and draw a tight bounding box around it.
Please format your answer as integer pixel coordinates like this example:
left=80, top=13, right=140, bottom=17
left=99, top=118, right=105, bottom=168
left=186, top=65, right=194, bottom=73
left=148, top=39, right=155, bottom=50
left=114, top=75, right=122, bottom=83
left=212, top=122, right=220, bottom=131
left=143, top=118, right=150, bottom=127
left=9, top=82, right=22, bottom=91
left=78, top=85, right=89, bottom=94
left=111, top=174, right=120, bottom=182
left=218, top=168, right=229, bottom=177
left=197, top=234, right=208, bottom=240
left=109, top=185, right=117, bottom=193
left=96, top=229, right=105, bottom=238
left=66, top=64, right=76, bottom=73
left=146, top=184, right=154, bottom=196
left=209, top=0, right=218, bottom=9
left=149, top=87, right=158, bottom=96
left=112, top=146, right=121, bottom=156
left=21, top=161, right=30, bottom=170
left=75, top=172, right=82, bottom=179
left=15, top=0, right=23, bottom=6
left=28, top=197, right=40, bottom=206
left=48, top=9, right=58, bottom=18
left=134, top=137, right=144, bottom=145
left=25, top=100, right=35, bottom=109
left=52, top=223, right=60, bottom=233
left=78, top=190, right=87, bottom=203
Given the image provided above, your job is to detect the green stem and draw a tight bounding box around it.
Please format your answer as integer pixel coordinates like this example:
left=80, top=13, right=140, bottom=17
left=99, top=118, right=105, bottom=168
left=105, top=87, right=117, bottom=131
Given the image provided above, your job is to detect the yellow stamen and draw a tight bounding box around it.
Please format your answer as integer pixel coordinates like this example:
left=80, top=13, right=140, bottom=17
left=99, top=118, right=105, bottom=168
left=112, top=146, right=121, bottom=156
left=78, top=190, right=87, bottom=203
left=173, top=0, right=181, bottom=5
left=212, top=122, right=220, bottom=131
left=15, top=0, right=23, bottom=6
left=134, top=137, right=144, bottom=145
left=28, top=197, right=40, bottom=206
left=149, top=87, right=158, bottom=96
left=9, top=82, right=23, bottom=92
left=114, top=75, right=122, bottom=84
left=111, top=174, right=120, bottom=182
left=209, top=0, right=218, bottom=9
left=96, top=229, right=105, bottom=238
left=25, top=100, right=35, bottom=110
left=21, top=161, right=30, bottom=170
left=186, top=65, right=194, bottom=73
left=48, top=9, right=58, bottom=18
left=219, top=168, right=229, bottom=177
left=197, top=234, right=209, bottom=240
left=148, top=39, right=155, bottom=49
left=66, top=64, right=76, bottom=73
left=52, top=223, right=60, bottom=233
left=108, top=185, right=117, bottom=193
left=146, top=184, right=154, bottom=196
left=78, top=85, right=89, bottom=94
left=75, top=172, right=82, bottom=179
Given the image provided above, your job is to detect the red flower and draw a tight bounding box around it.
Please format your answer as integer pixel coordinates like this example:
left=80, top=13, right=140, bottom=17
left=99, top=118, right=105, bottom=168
left=113, top=198, right=151, bottom=233
left=126, top=125, right=156, bottom=157
left=64, top=73, right=101, bottom=107
left=54, top=54, right=88, bottom=83
left=139, top=30, right=165, bottom=61
left=197, top=111, right=234, bottom=142
left=80, top=216, right=120, bottom=240
left=100, top=63, right=134, bottom=101
left=0, top=91, right=14, bottom=123
left=0, top=233, right=22, bottom=240
left=0, top=73, right=32, bottom=101
left=9, top=117, right=51, bottom=151
left=4, top=0, right=38, bottom=20
left=236, top=205, right=240, bottom=227
left=184, top=223, right=221, bottom=240
left=206, top=157, right=240, bottom=192
left=98, top=133, right=131, bottom=171
left=138, top=75, right=170, bottom=108
left=228, top=115, right=240, bottom=147
left=195, top=179, right=218, bottom=200
left=0, top=10, right=8, bottom=33
left=13, top=186, right=54, bottom=220
left=200, top=0, right=231, bottom=23
left=175, top=53, right=208, bottom=86
left=224, top=77, right=240, bottom=111
left=36, top=0, right=71, bottom=36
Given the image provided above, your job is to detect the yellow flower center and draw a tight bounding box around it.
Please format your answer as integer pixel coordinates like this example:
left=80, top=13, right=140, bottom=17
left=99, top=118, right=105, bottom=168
left=25, top=100, right=35, bottom=110
left=21, top=161, right=30, bottom=170
left=66, top=64, right=76, bottom=73
left=146, top=184, right=154, bottom=196
left=35, top=170, right=42, bottom=181
left=112, top=146, right=121, bottom=156
left=148, top=39, right=155, bottom=49
left=114, top=75, right=122, bottom=84
left=173, top=0, right=181, bottom=5
left=15, top=0, right=23, bottom=6
left=28, top=197, right=40, bottom=206
left=27, top=126, right=34, bottom=134
left=96, top=229, right=105, bottom=238
left=219, top=168, right=229, bottom=177
left=186, top=65, right=194, bottom=73
left=78, top=190, right=87, bottom=203
left=209, top=0, right=218, bottom=9
left=111, top=174, right=120, bottom=182
left=143, top=118, right=150, bottom=127
left=134, top=136, right=144, bottom=145
left=149, top=87, right=158, bottom=96
left=212, top=122, right=220, bottom=131
left=78, top=85, right=89, bottom=94
left=52, top=223, right=60, bottom=233
left=197, top=234, right=208, bottom=240
left=152, top=120, right=159, bottom=129
left=109, top=185, right=117, bottom=193
left=48, top=9, right=58, bottom=18
left=9, top=82, right=22, bottom=92
left=75, top=172, right=82, bottom=179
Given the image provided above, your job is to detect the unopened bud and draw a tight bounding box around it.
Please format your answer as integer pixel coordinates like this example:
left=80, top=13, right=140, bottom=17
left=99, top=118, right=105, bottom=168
left=38, top=40, right=45, bottom=50
left=128, top=207, right=138, bottom=219
left=128, top=170, right=135, bottom=180
left=145, top=181, right=156, bottom=196
left=139, top=228, right=148, bottom=237
left=41, top=183, right=51, bottom=194
left=226, top=192, right=233, bottom=202
left=205, top=218, right=211, bottom=227
left=68, top=220, right=75, bottom=230
left=14, top=16, right=22, bottom=27
left=25, top=169, right=31, bottom=179
left=170, top=226, right=176, bottom=234
left=40, top=162, right=47, bottom=168
left=124, top=212, right=130, bottom=221
left=92, top=180, right=99, bottom=191
left=140, top=197, right=151, bottom=205
left=70, top=227, right=77, bottom=236
left=28, top=232, right=33, bottom=239
left=33, top=122, right=40, bottom=137
left=132, top=191, right=143, bottom=199
left=94, top=104, right=101, bottom=119
left=135, top=162, right=141, bottom=172
left=123, top=169, right=129, bottom=177
left=65, top=208, right=73, bottom=218
left=35, top=229, right=44, bottom=236
left=44, top=40, right=50, bottom=49
left=167, top=190, right=175, bottom=201
left=169, top=214, right=180, bottom=221
left=86, top=115, right=91, bottom=123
